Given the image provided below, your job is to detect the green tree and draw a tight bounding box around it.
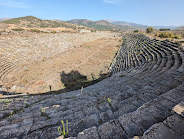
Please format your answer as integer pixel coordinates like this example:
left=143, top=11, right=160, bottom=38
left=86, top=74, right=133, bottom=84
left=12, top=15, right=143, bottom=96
left=146, top=27, right=154, bottom=33
left=134, top=30, right=139, bottom=33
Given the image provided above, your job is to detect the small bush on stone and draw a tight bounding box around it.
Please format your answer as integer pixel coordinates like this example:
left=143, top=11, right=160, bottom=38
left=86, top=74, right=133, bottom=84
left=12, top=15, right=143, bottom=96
left=9, top=112, right=14, bottom=118
left=81, top=87, right=83, bottom=95
left=41, top=106, right=46, bottom=112
left=58, top=120, right=68, bottom=138
left=0, top=99, right=13, bottom=103
left=107, top=98, right=112, bottom=104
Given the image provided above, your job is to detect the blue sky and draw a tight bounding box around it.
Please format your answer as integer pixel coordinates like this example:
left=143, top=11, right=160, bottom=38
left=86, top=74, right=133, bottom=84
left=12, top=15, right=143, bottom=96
left=0, top=0, right=183, bottom=26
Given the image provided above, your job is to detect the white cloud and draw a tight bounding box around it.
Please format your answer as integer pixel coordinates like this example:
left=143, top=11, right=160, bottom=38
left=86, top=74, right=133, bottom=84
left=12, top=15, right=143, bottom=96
left=103, top=0, right=123, bottom=4
left=0, top=0, right=29, bottom=9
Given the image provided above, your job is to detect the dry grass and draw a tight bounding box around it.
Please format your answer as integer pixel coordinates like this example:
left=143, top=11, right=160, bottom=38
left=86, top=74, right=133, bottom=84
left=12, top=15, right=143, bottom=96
left=3, top=36, right=122, bottom=94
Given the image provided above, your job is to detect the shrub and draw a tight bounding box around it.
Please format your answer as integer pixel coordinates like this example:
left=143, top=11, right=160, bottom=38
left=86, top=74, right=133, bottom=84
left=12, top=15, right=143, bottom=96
left=50, top=31, right=57, bottom=33
left=156, top=32, right=182, bottom=39
left=30, top=29, right=42, bottom=33
left=11, top=28, right=25, bottom=31
left=157, top=32, right=173, bottom=38
left=146, top=27, right=154, bottom=33
left=134, top=30, right=139, bottom=33
left=159, top=28, right=170, bottom=31
left=173, top=34, right=182, bottom=39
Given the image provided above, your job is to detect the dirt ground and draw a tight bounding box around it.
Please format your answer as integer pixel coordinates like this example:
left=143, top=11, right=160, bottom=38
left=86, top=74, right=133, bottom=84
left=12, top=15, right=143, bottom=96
left=3, top=37, right=122, bottom=94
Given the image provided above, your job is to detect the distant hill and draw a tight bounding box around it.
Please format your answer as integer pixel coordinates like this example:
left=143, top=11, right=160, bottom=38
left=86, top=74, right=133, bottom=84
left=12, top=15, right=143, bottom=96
left=153, top=26, right=178, bottom=30
left=1, top=16, right=180, bottom=31
left=67, top=19, right=136, bottom=31
left=0, top=16, right=88, bottom=30
left=106, top=19, right=179, bottom=30
left=175, top=26, right=184, bottom=30
left=106, top=19, right=148, bottom=29
left=0, top=18, right=12, bottom=21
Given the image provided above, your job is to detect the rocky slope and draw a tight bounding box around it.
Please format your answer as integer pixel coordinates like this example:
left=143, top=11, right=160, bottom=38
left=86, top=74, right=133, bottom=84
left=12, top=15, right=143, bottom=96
left=0, top=34, right=184, bottom=139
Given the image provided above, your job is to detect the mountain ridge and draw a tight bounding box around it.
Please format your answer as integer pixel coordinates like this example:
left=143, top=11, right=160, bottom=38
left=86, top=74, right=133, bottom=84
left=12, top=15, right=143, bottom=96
left=67, top=19, right=136, bottom=31
left=0, top=16, right=181, bottom=31
left=0, top=16, right=92, bottom=31
left=105, top=19, right=179, bottom=30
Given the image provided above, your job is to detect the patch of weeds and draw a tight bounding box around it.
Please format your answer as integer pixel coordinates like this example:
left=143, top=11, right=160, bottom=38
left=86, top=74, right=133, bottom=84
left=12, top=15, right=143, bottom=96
left=0, top=99, right=13, bottom=103
left=58, top=120, right=68, bottom=138
left=84, top=45, right=91, bottom=49
left=29, top=29, right=42, bottom=33
left=107, top=98, right=112, bottom=104
left=13, top=109, right=20, bottom=115
left=40, top=106, right=49, bottom=117
left=81, top=87, right=83, bottom=95
left=11, top=28, right=25, bottom=31
left=41, top=106, right=46, bottom=112
left=25, top=103, right=29, bottom=108
left=50, top=31, right=56, bottom=33
left=104, top=96, right=106, bottom=101
left=41, top=112, right=49, bottom=117
left=91, top=73, right=95, bottom=81
left=24, top=99, right=27, bottom=104
left=1, top=104, right=8, bottom=110
left=9, top=111, right=14, bottom=118
left=23, top=95, right=28, bottom=104
left=61, top=83, right=66, bottom=89
left=71, top=96, right=77, bottom=100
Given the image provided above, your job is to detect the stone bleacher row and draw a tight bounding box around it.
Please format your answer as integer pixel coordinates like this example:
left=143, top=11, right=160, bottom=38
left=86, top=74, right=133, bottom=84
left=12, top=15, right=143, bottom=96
left=0, top=33, right=183, bottom=139
left=0, top=56, right=18, bottom=83
left=109, top=34, right=183, bottom=74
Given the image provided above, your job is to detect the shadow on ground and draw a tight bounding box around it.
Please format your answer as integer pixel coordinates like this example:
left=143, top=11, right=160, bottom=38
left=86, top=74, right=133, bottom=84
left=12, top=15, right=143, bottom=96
left=0, top=70, right=110, bottom=97
left=36, top=70, right=109, bottom=96
left=25, top=70, right=108, bottom=96
left=59, top=70, right=108, bottom=92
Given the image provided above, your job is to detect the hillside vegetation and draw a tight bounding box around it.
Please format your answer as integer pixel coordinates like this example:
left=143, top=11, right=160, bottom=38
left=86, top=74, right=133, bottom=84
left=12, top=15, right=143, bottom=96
left=67, top=19, right=136, bottom=31
left=1, top=16, right=89, bottom=30
left=145, top=27, right=184, bottom=42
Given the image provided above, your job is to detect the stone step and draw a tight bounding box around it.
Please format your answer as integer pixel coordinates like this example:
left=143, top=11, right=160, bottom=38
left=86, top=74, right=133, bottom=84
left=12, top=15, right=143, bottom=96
left=140, top=100, right=184, bottom=139
left=74, top=85, right=184, bottom=139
